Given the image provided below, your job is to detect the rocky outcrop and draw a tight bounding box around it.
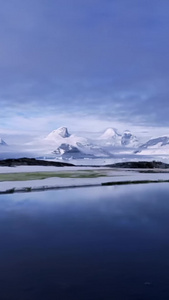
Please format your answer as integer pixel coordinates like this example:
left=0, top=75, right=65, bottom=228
left=0, top=158, right=74, bottom=167
left=106, top=161, right=169, bottom=169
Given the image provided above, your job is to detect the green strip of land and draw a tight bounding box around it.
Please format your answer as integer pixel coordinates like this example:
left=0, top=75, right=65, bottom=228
left=0, top=170, right=108, bottom=181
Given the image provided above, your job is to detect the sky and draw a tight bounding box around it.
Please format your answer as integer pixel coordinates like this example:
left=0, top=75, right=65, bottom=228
left=0, top=0, right=169, bottom=142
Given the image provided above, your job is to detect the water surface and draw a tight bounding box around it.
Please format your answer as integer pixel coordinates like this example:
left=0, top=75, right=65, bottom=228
left=0, top=183, right=169, bottom=299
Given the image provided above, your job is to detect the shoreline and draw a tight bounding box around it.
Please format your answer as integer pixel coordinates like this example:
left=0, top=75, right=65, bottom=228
left=0, top=160, right=169, bottom=195
left=1, top=178, right=169, bottom=195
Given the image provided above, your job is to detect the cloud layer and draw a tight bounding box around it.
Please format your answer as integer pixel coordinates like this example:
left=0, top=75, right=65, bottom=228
left=0, top=0, right=169, bottom=138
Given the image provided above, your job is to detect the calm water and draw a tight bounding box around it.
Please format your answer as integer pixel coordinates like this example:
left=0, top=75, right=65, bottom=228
left=0, top=184, right=169, bottom=300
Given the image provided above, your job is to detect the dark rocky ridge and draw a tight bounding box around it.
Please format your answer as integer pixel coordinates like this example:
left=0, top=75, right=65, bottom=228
left=0, top=158, right=168, bottom=169
left=106, top=161, right=169, bottom=169
left=0, top=158, right=74, bottom=167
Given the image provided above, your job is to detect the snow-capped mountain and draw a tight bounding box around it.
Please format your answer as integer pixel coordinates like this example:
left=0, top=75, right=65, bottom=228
left=4, top=126, right=169, bottom=162
left=121, top=130, right=139, bottom=147
left=135, top=136, right=169, bottom=155
left=52, top=143, right=94, bottom=159
left=44, top=127, right=111, bottom=159
left=100, top=128, right=120, bottom=139
left=46, top=127, right=70, bottom=139
left=99, top=128, right=139, bottom=148
left=26, top=127, right=100, bottom=159
left=99, top=128, right=121, bottom=146
left=0, top=138, right=7, bottom=146
left=44, top=127, right=87, bottom=147
left=24, top=126, right=141, bottom=160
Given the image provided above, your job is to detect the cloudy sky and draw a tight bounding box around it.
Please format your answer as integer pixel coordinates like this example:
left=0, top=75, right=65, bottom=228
left=0, top=0, right=169, bottom=141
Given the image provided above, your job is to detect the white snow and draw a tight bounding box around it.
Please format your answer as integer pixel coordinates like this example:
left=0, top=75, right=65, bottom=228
left=100, top=128, right=120, bottom=139
left=3, top=126, right=169, bottom=161
left=136, top=135, right=169, bottom=155
left=44, top=127, right=87, bottom=147
left=46, top=127, right=70, bottom=138
left=98, top=128, right=139, bottom=148
left=121, top=130, right=139, bottom=147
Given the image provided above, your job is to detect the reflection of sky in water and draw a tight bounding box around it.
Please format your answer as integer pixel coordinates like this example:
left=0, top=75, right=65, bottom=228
left=0, top=183, right=169, bottom=299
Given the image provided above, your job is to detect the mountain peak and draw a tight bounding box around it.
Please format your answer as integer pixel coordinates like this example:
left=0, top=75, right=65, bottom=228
left=100, top=128, right=120, bottom=139
left=121, top=130, right=138, bottom=147
left=47, top=127, right=70, bottom=139
left=55, top=127, right=70, bottom=138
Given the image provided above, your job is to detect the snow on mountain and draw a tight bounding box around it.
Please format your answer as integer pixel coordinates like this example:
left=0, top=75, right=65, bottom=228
left=76, top=142, right=112, bottom=158
left=100, top=128, right=120, bottom=139
left=25, top=126, right=140, bottom=160
left=99, top=128, right=139, bottom=148
left=135, top=136, right=169, bottom=155
left=52, top=143, right=94, bottom=159
left=46, top=127, right=70, bottom=139
left=0, top=138, right=7, bottom=146
left=99, top=128, right=122, bottom=146
left=45, top=128, right=111, bottom=159
left=121, top=130, right=139, bottom=147
left=44, top=127, right=87, bottom=148
left=26, top=127, right=98, bottom=159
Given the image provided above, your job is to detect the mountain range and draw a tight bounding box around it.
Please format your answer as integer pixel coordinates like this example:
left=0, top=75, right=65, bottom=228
left=1, top=127, right=169, bottom=160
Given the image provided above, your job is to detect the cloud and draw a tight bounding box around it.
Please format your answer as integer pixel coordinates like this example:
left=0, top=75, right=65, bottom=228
left=0, top=0, right=169, bottom=136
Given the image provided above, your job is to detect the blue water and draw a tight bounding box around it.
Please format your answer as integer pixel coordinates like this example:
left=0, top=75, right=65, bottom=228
left=0, top=183, right=169, bottom=299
